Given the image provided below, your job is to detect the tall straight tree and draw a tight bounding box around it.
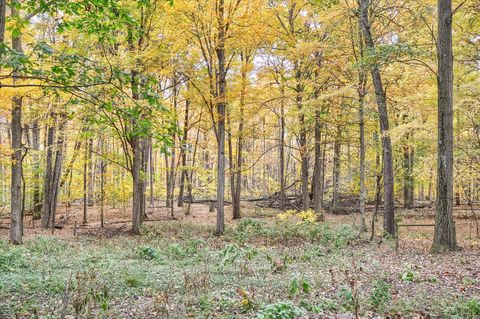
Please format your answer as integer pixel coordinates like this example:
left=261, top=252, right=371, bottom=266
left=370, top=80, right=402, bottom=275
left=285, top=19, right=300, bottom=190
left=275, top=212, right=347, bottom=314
left=9, top=3, right=24, bottom=244
left=432, top=0, right=457, bottom=252
left=359, top=0, right=395, bottom=236
left=215, top=0, right=227, bottom=234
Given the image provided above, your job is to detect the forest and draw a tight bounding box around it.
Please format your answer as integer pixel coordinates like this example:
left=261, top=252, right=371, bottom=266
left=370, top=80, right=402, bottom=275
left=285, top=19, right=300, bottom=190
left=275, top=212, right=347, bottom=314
left=0, top=0, right=479, bottom=318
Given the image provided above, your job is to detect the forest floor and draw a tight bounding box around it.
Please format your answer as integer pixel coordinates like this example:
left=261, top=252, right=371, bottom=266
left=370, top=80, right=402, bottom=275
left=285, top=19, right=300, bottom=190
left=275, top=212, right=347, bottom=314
left=0, top=202, right=479, bottom=319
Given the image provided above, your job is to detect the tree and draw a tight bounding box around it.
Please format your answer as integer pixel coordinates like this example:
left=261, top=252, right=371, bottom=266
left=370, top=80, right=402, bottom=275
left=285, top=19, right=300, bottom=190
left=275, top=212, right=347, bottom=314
left=358, top=0, right=395, bottom=236
left=432, top=0, right=457, bottom=252
left=9, top=2, right=24, bottom=244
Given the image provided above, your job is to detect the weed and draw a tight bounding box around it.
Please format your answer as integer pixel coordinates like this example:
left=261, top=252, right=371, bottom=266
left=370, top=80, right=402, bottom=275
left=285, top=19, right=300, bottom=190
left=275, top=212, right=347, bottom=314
left=255, top=301, right=305, bottom=319
left=400, top=269, right=419, bottom=282
left=369, top=279, right=392, bottom=311
left=445, top=298, right=480, bottom=319
left=138, top=245, right=160, bottom=260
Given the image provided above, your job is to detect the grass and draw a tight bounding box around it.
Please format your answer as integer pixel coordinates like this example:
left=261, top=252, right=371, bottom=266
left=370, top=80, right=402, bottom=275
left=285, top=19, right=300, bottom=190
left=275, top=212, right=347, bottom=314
left=0, top=217, right=478, bottom=318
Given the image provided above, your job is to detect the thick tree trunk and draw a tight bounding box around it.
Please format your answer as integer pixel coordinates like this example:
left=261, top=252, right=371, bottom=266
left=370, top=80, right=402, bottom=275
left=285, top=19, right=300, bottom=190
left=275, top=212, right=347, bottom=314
left=432, top=0, right=457, bottom=252
left=359, top=0, right=395, bottom=236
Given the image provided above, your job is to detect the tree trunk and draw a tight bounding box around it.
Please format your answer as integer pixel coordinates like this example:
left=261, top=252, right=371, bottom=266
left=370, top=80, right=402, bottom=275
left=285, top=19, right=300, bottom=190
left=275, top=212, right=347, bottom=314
left=83, top=140, right=88, bottom=224
left=215, top=0, right=226, bottom=235
left=232, top=53, right=248, bottom=220
left=313, top=109, right=324, bottom=221
left=42, top=122, right=55, bottom=228
left=9, top=4, right=23, bottom=244
left=100, top=136, right=106, bottom=228
left=87, top=138, right=94, bottom=206
left=48, top=116, right=66, bottom=228
left=403, top=143, right=414, bottom=208
left=358, top=89, right=367, bottom=231
left=432, top=0, right=457, bottom=252
left=332, top=126, right=341, bottom=211
left=0, top=0, right=5, bottom=43
left=131, top=136, right=143, bottom=234
left=279, top=86, right=286, bottom=211
left=177, top=95, right=190, bottom=207
left=31, top=119, right=42, bottom=218
left=359, top=0, right=395, bottom=236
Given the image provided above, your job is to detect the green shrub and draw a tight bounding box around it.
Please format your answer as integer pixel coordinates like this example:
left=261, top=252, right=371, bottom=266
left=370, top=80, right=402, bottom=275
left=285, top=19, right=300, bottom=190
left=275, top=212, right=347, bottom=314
left=138, top=245, right=160, bottom=260
left=256, top=301, right=305, bottom=319
left=445, top=298, right=480, bottom=319
left=369, top=280, right=391, bottom=311
left=400, top=270, right=419, bottom=282
left=0, top=246, right=28, bottom=272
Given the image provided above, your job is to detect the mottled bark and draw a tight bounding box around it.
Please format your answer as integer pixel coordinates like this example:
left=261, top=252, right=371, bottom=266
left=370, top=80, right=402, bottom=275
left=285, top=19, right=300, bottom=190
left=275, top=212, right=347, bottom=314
left=9, top=4, right=23, bottom=244
left=432, top=0, right=457, bottom=252
left=215, top=0, right=226, bottom=234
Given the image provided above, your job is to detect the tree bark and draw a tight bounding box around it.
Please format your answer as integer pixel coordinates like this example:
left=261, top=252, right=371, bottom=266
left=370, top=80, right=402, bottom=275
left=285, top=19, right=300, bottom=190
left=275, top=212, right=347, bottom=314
left=42, top=121, right=55, bottom=228
left=9, top=4, right=23, bottom=244
left=83, top=139, right=88, bottom=224
left=232, top=53, right=248, bottom=220
left=359, top=0, right=395, bottom=236
left=48, top=115, right=66, bottom=228
left=358, top=84, right=368, bottom=231
left=215, top=0, right=226, bottom=235
left=0, top=0, right=5, bottom=43
left=332, top=126, right=341, bottom=211
left=313, top=109, right=324, bottom=221
left=177, top=94, right=190, bottom=207
left=31, top=119, right=42, bottom=218
left=403, top=143, right=414, bottom=208
left=432, top=0, right=457, bottom=252
left=279, top=86, right=286, bottom=211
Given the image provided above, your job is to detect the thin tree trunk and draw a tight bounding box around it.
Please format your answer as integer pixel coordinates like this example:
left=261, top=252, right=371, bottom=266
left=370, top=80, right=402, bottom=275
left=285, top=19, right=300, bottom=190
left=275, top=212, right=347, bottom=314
left=42, top=121, right=55, bottom=228
left=332, top=126, right=341, bottom=211
left=48, top=115, right=66, bottom=228
left=232, top=53, right=248, bottom=220
left=215, top=0, right=227, bottom=235
left=177, top=95, right=190, bottom=207
left=83, top=141, right=88, bottom=224
left=279, top=88, right=286, bottom=211
left=359, top=0, right=395, bottom=236
left=313, top=109, right=324, bottom=221
left=131, top=136, right=143, bottom=234
left=432, top=0, right=457, bottom=252
left=87, top=138, right=94, bottom=206
left=31, top=119, right=42, bottom=218
left=100, top=136, right=106, bottom=228
left=358, top=89, right=367, bottom=231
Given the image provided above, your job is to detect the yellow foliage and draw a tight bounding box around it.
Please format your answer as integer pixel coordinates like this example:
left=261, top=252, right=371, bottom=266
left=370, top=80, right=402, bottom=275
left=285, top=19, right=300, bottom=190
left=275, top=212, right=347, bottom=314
left=277, top=209, right=317, bottom=223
